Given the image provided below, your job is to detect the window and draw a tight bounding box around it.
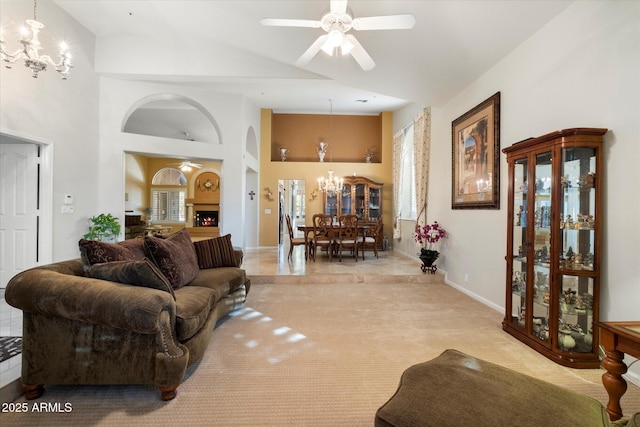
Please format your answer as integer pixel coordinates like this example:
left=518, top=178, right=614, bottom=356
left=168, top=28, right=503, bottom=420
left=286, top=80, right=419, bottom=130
left=152, top=168, right=187, bottom=186
left=151, top=189, right=186, bottom=223
left=398, top=124, right=417, bottom=220
left=150, top=167, right=187, bottom=223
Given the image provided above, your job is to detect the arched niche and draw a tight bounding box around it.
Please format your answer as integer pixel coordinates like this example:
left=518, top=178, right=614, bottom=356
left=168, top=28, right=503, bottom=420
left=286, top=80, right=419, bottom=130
left=246, top=126, right=258, bottom=159
left=122, top=94, right=222, bottom=144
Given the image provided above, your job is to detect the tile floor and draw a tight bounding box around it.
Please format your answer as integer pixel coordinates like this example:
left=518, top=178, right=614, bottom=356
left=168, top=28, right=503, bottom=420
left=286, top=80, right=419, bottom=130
left=0, top=288, right=23, bottom=389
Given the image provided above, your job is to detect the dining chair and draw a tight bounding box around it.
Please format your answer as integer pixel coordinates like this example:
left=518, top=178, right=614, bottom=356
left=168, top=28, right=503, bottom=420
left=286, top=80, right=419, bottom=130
left=360, top=219, right=380, bottom=260
left=336, top=214, right=359, bottom=262
left=312, top=213, right=334, bottom=261
left=285, top=214, right=307, bottom=260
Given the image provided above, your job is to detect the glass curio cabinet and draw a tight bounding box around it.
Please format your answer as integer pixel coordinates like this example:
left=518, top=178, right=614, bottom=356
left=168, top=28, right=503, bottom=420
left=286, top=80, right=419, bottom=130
left=503, top=128, right=606, bottom=368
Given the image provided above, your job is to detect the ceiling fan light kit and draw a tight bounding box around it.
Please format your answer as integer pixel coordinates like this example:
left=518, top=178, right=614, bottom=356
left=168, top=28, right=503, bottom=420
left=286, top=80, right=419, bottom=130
left=261, top=0, right=415, bottom=71
left=172, top=160, right=203, bottom=172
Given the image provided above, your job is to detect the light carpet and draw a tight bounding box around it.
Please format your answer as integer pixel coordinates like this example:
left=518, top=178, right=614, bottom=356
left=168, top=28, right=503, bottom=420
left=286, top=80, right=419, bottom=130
left=1, top=280, right=638, bottom=426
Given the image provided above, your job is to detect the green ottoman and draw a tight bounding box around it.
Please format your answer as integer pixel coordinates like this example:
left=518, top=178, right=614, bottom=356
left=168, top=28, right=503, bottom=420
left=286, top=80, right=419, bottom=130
left=375, top=349, right=610, bottom=427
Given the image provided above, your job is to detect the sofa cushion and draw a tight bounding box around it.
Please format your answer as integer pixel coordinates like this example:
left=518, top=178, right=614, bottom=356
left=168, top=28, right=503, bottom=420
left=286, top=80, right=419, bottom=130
left=193, top=234, right=237, bottom=268
left=144, top=228, right=199, bottom=290
left=79, top=238, right=146, bottom=271
left=173, top=286, right=217, bottom=341
left=87, top=259, right=176, bottom=300
left=188, top=267, right=247, bottom=297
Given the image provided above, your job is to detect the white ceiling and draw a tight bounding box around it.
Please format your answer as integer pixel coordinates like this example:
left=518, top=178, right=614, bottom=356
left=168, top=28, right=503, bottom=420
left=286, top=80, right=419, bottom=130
left=54, top=0, right=572, bottom=114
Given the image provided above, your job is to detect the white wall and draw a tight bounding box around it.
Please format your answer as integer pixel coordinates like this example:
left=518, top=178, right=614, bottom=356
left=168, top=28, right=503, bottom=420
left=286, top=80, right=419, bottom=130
left=0, top=0, right=262, bottom=256
left=397, top=1, right=639, bottom=321
left=0, top=0, right=100, bottom=261
left=97, top=78, right=260, bottom=249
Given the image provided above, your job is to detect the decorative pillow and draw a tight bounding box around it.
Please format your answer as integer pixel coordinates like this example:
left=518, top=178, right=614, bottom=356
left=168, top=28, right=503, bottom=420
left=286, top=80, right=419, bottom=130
left=144, top=228, right=199, bottom=289
left=79, top=238, right=146, bottom=271
left=193, top=234, right=237, bottom=269
left=88, top=259, right=176, bottom=300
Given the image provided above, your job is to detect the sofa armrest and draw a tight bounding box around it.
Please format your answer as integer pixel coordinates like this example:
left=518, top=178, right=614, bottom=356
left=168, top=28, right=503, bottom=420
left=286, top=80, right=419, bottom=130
left=5, top=268, right=176, bottom=335
left=233, top=247, right=244, bottom=267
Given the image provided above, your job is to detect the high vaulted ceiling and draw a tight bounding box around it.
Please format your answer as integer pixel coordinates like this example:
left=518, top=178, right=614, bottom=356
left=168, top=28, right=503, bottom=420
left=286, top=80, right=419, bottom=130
left=54, top=0, right=572, bottom=114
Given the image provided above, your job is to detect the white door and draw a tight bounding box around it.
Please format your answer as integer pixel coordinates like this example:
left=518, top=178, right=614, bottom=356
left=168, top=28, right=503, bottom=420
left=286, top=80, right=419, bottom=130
left=0, top=143, right=39, bottom=288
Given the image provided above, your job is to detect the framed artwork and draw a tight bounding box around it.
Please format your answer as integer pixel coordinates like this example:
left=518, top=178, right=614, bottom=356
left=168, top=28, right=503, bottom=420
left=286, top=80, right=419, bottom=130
left=451, top=92, right=500, bottom=209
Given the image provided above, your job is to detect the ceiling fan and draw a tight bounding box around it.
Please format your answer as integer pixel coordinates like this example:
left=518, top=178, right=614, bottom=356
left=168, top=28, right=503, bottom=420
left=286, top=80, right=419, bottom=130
left=171, top=160, right=203, bottom=172
left=261, top=0, right=415, bottom=71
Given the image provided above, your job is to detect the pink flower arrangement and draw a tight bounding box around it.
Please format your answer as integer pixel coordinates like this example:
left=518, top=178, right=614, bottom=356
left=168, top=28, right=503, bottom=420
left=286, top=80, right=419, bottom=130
left=415, top=221, right=447, bottom=250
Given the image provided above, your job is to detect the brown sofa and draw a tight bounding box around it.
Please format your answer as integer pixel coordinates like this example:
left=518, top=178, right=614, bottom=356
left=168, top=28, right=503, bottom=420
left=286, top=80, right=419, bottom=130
left=5, top=230, right=250, bottom=401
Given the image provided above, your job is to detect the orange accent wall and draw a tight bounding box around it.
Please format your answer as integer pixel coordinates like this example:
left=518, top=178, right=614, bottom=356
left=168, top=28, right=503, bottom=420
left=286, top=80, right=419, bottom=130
left=271, top=113, right=382, bottom=163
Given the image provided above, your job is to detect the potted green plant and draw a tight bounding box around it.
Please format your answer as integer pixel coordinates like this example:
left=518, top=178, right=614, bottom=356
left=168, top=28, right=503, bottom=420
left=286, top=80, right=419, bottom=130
left=84, top=213, right=121, bottom=242
left=415, top=221, right=447, bottom=274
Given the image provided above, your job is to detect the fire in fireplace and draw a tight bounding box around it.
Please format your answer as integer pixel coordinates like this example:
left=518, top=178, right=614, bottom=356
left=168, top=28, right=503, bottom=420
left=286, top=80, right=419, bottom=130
left=195, top=211, right=218, bottom=227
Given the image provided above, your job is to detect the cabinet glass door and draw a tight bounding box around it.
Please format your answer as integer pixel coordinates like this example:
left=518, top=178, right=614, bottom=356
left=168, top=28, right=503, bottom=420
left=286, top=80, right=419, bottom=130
left=325, top=193, right=337, bottom=218
left=369, top=187, right=380, bottom=220
left=510, top=157, right=528, bottom=332
left=558, top=147, right=597, bottom=353
left=354, top=184, right=366, bottom=220
left=532, top=152, right=552, bottom=344
left=340, top=184, right=352, bottom=215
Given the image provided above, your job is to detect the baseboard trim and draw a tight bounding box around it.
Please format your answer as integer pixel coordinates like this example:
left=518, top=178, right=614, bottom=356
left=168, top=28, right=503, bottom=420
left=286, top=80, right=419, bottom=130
left=442, top=270, right=504, bottom=314
left=624, top=360, right=640, bottom=387
left=0, top=377, right=22, bottom=403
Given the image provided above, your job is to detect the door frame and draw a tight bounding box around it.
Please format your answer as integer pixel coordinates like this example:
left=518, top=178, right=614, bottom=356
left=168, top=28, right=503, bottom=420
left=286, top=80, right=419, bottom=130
left=0, top=128, right=53, bottom=267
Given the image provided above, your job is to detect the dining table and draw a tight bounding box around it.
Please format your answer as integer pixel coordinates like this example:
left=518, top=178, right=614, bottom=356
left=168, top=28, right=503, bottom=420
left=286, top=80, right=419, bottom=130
left=297, top=224, right=370, bottom=261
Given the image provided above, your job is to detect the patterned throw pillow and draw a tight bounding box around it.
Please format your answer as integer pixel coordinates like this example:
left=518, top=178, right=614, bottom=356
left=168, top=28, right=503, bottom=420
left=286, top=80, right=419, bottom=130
left=88, top=259, right=176, bottom=300
left=78, top=238, right=146, bottom=271
left=193, top=234, right=237, bottom=269
left=144, top=228, right=199, bottom=289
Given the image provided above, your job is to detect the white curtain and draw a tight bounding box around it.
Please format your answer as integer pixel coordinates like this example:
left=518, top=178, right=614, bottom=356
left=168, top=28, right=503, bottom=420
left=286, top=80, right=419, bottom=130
left=413, top=108, right=431, bottom=229
left=392, top=129, right=404, bottom=239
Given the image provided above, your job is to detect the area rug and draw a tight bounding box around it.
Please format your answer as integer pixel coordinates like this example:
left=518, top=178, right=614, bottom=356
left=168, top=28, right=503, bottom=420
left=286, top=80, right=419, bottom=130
left=0, top=336, right=21, bottom=363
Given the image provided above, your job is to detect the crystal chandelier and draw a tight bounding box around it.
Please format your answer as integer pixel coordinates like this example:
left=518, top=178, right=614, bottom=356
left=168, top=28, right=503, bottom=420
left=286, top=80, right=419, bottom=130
left=318, top=100, right=344, bottom=195
left=0, top=0, right=72, bottom=79
left=318, top=169, right=344, bottom=195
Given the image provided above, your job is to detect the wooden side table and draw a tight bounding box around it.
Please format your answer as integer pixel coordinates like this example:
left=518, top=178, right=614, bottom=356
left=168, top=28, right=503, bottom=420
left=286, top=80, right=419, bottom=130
left=594, top=321, right=640, bottom=421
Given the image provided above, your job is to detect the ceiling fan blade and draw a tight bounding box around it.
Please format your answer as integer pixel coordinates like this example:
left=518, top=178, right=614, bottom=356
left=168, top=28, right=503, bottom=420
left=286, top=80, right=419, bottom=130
left=260, top=18, right=321, bottom=28
left=296, top=34, right=328, bottom=66
left=352, top=14, right=416, bottom=31
left=344, top=34, right=375, bottom=71
left=330, top=0, right=348, bottom=14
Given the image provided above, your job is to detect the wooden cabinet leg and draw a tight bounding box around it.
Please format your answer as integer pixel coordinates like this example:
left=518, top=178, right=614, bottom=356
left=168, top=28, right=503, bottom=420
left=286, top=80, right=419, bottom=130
left=159, top=385, right=178, bottom=401
left=23, top=384, right=44, bottom=400
left=601, top=348, right=627, bottom=421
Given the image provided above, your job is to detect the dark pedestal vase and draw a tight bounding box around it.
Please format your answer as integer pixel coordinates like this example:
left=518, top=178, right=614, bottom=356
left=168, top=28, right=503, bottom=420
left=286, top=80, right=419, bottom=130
left=419, top=248, right=439, bottom=274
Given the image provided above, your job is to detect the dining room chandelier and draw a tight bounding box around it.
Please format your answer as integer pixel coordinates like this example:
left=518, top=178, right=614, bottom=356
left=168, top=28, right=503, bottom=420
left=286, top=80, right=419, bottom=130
left=318, top=169, right=344, bottom=195
left=317, top=99, right=344, bottom=195
left=0, top=0, right=72, bottom=79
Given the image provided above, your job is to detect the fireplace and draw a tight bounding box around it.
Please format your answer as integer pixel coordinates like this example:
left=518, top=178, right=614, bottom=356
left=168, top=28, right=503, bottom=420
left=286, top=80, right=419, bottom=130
left=195, top=211, right=218, bottom=227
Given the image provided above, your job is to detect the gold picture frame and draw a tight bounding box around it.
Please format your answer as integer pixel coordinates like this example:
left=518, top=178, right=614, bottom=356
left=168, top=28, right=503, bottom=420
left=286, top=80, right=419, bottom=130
left=451, top=92, right=500, bottom=209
